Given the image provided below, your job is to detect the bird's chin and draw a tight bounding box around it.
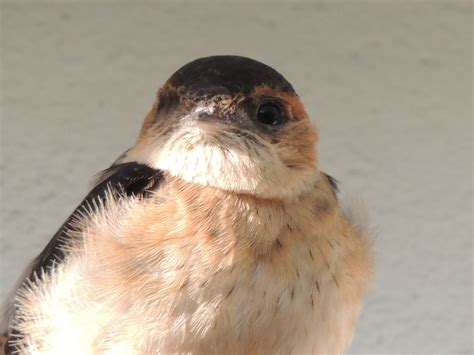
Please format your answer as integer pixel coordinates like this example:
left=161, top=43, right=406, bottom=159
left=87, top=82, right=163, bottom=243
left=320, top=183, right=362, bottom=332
left=130, top=127, right=318, bottom=199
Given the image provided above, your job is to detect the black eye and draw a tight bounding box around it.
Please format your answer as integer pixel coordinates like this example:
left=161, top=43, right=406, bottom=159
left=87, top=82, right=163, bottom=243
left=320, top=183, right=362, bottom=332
left=256, top=103, right=284, bottom=126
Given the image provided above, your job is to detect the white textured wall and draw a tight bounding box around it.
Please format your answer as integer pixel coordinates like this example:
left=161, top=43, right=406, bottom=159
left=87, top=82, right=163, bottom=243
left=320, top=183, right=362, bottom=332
left=0, top=1, right=472, bottom=353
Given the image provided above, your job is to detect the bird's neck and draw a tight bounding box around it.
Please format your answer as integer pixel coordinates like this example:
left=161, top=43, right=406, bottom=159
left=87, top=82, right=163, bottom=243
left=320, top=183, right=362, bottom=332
left=162, top=173, right=338, bottom=257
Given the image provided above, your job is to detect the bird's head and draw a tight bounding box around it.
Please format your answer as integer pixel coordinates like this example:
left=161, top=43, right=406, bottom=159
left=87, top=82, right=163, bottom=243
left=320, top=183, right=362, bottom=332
left=129, top=56, right=319, bottom=199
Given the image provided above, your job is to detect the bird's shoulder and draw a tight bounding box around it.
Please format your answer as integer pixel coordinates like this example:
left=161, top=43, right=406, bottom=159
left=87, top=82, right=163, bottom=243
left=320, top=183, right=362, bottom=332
left=30, top=162, right=164, bottom=278
left=1, top=162, right=164, bottom=354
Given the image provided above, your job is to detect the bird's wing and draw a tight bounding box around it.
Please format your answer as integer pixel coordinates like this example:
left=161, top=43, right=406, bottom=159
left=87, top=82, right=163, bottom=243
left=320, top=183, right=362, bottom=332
left=29, top=162, right=163, bottom=277
left=322, top=172, right=371, bottom=239
left=321, top=172, right=339, bottom=197
left=1, top=162, right=164, bottom=353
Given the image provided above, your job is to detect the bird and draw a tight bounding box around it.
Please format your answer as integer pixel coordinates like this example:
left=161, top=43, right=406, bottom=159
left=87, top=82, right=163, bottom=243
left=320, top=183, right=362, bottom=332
left=1, top=55, right=372, bottom=354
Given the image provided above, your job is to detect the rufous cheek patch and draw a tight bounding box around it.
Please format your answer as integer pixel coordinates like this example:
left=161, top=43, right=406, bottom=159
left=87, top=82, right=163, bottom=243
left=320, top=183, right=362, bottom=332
left=252, top=86, right=308, bottom=121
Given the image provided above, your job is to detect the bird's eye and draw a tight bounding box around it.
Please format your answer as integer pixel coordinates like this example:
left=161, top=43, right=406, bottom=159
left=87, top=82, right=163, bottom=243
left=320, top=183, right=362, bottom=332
left=256, top=103, right=284, bottom=126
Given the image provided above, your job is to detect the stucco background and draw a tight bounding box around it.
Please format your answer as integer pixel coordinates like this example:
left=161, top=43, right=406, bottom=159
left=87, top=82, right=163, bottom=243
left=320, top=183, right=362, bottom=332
left=0, top=1, right=472, bottom=353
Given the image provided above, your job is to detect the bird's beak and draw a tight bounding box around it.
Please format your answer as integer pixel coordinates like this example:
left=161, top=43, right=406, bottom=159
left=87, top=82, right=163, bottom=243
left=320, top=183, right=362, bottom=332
left=181, top=105, right=230, bottom=127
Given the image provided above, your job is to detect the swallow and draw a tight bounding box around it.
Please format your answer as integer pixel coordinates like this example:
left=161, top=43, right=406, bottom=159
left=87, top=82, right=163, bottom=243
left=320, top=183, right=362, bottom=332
left=1, top=55, right=372, bottom=354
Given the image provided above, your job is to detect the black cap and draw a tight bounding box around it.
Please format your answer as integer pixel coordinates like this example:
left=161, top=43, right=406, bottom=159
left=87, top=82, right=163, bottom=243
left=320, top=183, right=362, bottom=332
left=165, top=55, right=296, bottom=97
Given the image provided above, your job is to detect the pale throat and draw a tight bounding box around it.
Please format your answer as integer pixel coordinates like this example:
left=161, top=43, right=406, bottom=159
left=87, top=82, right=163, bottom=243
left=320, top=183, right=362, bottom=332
left=128, top=126, right=319, bottom=200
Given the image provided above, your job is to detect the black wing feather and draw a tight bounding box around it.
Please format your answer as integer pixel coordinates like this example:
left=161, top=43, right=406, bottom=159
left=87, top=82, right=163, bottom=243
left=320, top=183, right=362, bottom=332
left=321, top=172, right=339, bottom=198
left=3, top=162, right=163, bottom=354
left=29, top=162, right=164, bottom=280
